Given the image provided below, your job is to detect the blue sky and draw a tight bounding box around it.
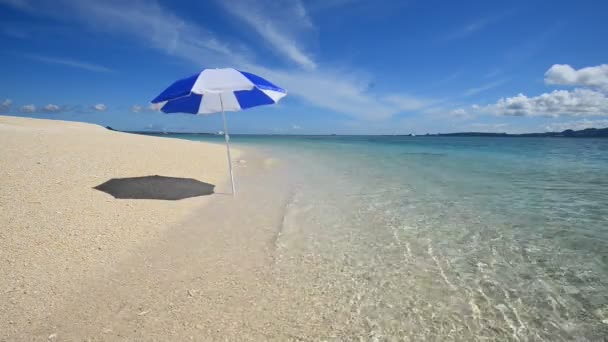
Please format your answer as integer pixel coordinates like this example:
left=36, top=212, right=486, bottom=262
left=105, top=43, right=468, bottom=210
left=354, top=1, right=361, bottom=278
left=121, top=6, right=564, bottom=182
left=1, top=0, right=607, bottom=134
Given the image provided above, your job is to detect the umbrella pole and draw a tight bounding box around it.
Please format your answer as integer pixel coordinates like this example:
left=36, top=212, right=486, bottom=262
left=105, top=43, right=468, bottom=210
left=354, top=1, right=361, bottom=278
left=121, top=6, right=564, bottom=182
left=219, top=95, right=236, bottom=195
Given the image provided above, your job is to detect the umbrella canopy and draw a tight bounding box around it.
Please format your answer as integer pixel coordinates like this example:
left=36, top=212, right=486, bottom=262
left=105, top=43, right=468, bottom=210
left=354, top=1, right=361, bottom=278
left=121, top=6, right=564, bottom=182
left=151, top=68, right=286, bottom=195
left=151, top=68, right=286, bottom=114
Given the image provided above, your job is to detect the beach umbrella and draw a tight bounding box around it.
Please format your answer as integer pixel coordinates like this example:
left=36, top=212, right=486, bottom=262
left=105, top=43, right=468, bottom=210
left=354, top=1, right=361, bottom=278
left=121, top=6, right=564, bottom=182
left=151, top=68, right=287, bottom=195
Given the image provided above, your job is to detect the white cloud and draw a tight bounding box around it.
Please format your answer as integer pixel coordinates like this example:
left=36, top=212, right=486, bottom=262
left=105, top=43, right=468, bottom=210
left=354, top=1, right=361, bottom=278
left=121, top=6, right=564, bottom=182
left=444, top=15, right=500, bottom=40
left=459, top=20, right=488, bottom=35
left=255, top=23, right=316, bottom=69
left=78, top=0, right=247, bottom=66
left=19, top=104, right=36, bottom=113
left=487, top=89, right=608, bottom=117
left=132, top=104, right=162, bottom=113
left=148, top=103, right=162, bottom=112
left=449, top=108, right=472, bottom=119
left=258, top=67, right=432, bottom=120
left=0, top=99, right=12, bottom=112
left=23, top=54, right=112, bottom=73
left=455, top=64, right=608, bottom=118
left=291, top=124, right=302, bottom=130
left=43, top=104, right=61, bottom=113
left=219, top=0, right=317, bottom=70
left=384, top=95, right=428, bottom=111
left=464, top=79, right=507, bottom=96
left=93, top=103, right=107, bottom=112
left=5, top=0, right=248, bottom=67
left=545, top=64, right=608, bottom=92
left=4, top=0, right=427, bottom=120
left=544, top=119, right=608, bottom=132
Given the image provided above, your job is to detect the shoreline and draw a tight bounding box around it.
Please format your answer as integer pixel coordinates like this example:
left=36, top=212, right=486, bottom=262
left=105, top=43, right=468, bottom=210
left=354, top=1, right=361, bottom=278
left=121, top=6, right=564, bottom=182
left=0, top=116, right=245, bottom=340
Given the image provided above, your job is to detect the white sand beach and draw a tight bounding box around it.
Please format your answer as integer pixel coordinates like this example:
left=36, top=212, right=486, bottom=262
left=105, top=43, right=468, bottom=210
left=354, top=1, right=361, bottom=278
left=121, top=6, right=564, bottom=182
left=1, top=116, right=336, bottom=341
left=0, top=116, right=293, bottom=340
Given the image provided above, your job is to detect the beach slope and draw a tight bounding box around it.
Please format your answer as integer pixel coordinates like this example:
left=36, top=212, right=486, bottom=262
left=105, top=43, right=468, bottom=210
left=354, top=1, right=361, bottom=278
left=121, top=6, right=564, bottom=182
left=0, top=116, right=237, bottom=339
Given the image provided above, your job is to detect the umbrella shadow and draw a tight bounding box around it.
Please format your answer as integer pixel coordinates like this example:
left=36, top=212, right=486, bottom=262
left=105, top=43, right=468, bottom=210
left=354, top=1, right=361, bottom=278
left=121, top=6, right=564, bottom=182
left=94, top=175, right=215, bottom=200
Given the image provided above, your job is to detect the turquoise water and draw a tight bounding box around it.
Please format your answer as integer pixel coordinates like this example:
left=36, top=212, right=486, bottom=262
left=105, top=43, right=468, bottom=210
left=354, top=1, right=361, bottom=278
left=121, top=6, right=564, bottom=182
left=155, top=134, right=608, bottom=340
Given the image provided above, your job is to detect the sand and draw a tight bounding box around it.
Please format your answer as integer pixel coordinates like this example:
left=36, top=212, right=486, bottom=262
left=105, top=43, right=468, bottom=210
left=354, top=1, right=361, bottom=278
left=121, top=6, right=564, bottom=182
left=0, top=116, right=280, bottom=340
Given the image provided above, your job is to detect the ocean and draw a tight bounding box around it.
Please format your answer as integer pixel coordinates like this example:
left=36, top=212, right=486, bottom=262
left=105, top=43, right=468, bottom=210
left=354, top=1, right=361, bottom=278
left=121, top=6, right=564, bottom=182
left=151, top=134, right=608, bottom=340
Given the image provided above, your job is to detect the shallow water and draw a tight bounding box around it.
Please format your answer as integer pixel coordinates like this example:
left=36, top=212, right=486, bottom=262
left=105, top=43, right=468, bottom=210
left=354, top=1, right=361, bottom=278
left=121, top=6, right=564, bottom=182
left=156, top=134, right=608, bottom=340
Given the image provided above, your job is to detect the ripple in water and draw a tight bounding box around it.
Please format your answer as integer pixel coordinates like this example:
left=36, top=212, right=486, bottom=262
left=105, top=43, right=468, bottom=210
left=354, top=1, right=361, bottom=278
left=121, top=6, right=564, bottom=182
left=264, top=137, right=608, bottom=340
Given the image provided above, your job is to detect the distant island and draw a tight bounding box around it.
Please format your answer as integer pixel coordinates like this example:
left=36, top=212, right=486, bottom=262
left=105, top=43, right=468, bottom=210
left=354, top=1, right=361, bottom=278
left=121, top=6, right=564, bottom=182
left=427, top=127, right=608, bottom=138
left=106, top=127, right=218, bottom=136
left=106, top=126, right=608, bottom=138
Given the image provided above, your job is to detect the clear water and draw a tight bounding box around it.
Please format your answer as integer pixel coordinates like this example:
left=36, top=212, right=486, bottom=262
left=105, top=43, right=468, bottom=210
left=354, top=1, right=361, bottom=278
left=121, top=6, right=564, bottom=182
left=153, top=134, right=608, bottom=340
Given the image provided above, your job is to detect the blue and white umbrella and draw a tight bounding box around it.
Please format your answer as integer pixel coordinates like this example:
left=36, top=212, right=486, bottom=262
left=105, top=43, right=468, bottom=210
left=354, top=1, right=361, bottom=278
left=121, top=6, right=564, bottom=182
left=151, top=68, right=287, bottom=195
